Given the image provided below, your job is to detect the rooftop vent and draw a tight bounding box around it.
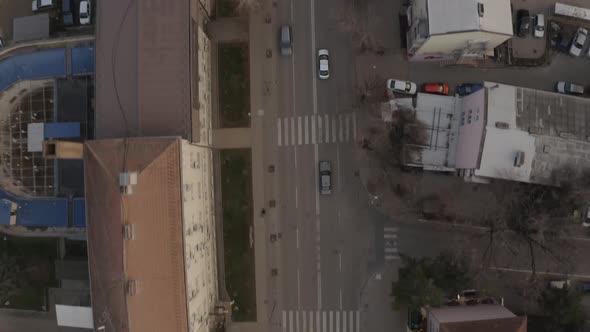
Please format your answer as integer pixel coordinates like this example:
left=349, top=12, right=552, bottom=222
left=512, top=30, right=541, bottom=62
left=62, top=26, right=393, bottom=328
left=514, top=151, right=525, bottom=167
left=119, top=172, right=139, bottom=195
left=123, top=224, right=135, bottom=240
left=495, top=121, right=509, bottom=129
left=127, top=280, right=139, bottom=296
left=478, top=3, right=484, bottom=17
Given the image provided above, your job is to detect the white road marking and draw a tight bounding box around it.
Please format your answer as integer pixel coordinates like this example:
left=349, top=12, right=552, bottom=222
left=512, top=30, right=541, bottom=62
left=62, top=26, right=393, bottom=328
left=356, top=311, right=360, bottom=332
left=304, top=115, right=309, bottom=144
left=291, top=117, right=296, bottom=146
left=329, top=311, right=333, bottom=332
left=309, top=311, right=314, bottom=332
left=296, top=311, right=300, bottom=332
left=345, top=114, right=350, bottom=141
left=322, top=312, right=326, bottom=332
left=331, top=117, right=337, bottom=143
left=349, top=311, right=353, bottom=332
left=283, top=311, right=287, bottom=332
left=489, top=266, right=590, bottom=278
left=298, top=117, right=302, bottom=145
left=324, top=114, right=329, bottom=143
left=339, top=114, right=344, bottom=142
left=385, top=248, right=398, bottom=253
left=311, top=115, right=317, bottom=144
left=317, top=115, right=323, bottom=144
left=384, top=227, right=397, bottom=232
left=352, top=112, right=357, bottom=141
left=316, top=310, right=320, bottom=332
left=336, top=311, right=340, bottom=331
left=297, top=268, right=301, bottom=308
left=289, top=311, right=294, bottom=332
left=284, top=118, right=289, bottom=146
left=339, top=290, right=343, bottom=310
left=303, top=311, right=307, bottom=332
left=338, top=251, right=342, bottom=271
left=278, top=119, right=282, bottom=146
left=336, top=146, right=341, bottom=193
left=296, top=228, right=299, bottom=249
left=386, top=255, right=400, bottom=260
left=342, top=311, right=347, bottom=332
left=295, top=186, right=299, bottom=208
left=384, top=233, right=397, bottom=239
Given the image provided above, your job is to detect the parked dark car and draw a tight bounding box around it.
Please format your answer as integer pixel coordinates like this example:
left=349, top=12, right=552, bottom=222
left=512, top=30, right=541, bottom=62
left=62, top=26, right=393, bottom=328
left=578, top=281, right=590, bottom=293
left=557, top=30, right=574, bottom=53
left=549, top=22, right=561, bottom=47
left=516, top=9, right=531, bottom=37
left=457, top=83, right=484, bottom=96
left=62, top=0, right=74, bottom=26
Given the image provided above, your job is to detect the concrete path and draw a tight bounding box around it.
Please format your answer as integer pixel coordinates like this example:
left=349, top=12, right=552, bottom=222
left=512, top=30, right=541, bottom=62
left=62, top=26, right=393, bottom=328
left=213, top=128, right=252, bottom=149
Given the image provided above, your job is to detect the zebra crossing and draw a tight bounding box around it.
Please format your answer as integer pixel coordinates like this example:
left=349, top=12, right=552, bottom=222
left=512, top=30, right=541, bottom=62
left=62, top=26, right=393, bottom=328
left=277, top=113, right=357, bottom=147
left=282, top=310, right=361, bottom=332
left=384, top=227, right=399, bottom=261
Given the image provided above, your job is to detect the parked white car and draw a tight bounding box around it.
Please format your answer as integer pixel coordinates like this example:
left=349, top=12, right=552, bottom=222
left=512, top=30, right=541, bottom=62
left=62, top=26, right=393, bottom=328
left=79, top=0, right=91, bottom=25
left=569, top=27, right=588, bottom=57
left=386, top=79, right=417, bottom=95
left=318, top=49, right=329, bottom=80
left=534, top=14, right=545, bottom=38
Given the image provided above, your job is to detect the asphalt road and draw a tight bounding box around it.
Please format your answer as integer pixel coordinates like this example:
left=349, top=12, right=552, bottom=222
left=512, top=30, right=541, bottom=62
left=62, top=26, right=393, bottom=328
left=266, top=0, right=590, bottom=331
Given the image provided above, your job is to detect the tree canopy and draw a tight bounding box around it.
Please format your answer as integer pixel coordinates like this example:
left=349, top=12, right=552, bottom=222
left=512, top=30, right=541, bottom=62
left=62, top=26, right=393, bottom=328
left=391, top=252, right=471, bottom=310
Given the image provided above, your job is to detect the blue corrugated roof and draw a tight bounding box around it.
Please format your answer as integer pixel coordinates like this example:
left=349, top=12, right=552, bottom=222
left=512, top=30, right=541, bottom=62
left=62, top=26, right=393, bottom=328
left=44, top=122, right=80, bottom=139
left=71, top=46, right=94, bottom=76
left=0, top=46, right=95, bottom=93
left=0, top=190, right=85, bottom=228
left=72, top=198, right=86, bottom=228
left=0, top=48, right=66, bottom=91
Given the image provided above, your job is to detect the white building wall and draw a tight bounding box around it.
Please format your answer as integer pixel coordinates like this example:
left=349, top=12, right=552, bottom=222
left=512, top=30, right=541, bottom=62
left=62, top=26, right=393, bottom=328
left=454, top=89, right=486, bottom=169
left=197, top=26, right=213, bottom=146
left=181, top=141, right=218, bottom=332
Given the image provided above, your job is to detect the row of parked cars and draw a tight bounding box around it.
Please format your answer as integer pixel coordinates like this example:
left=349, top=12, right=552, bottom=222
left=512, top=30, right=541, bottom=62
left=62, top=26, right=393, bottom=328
left=385, top=79, right=483, bottom=97
left=32, top=0, right=91, bottom=26
left=515, top=10, right=545, bottom=38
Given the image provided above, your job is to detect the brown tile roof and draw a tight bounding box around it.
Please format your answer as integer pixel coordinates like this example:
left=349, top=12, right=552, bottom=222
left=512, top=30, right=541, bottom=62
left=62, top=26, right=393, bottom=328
left=95, top=0, right=191, bottom=139
left=85, top=137, right=188, bottom=332
left=441, top=316, right=527, bottom=332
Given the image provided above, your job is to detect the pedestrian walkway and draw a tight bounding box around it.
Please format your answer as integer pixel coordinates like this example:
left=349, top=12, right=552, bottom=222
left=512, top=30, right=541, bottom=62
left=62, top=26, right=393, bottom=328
left=282, top=310, right=361, bottom=332
left=383, top=226, right=399, bottom=261
left=276, top=113, right=357, bottom=147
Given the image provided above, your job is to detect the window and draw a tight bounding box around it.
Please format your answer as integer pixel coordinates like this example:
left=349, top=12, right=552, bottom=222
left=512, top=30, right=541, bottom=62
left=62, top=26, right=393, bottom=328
left=478, top=3, right=484, bottom=17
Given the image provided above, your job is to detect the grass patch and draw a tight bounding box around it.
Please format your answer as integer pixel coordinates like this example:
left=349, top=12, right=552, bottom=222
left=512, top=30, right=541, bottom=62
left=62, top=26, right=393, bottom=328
left=220, top=149, right=256, bottom=321
left=218, top=43, right=250, bottom=128
left=0, top=236, right=58, bottom=310
left=215, top=0, right=240, bottom=17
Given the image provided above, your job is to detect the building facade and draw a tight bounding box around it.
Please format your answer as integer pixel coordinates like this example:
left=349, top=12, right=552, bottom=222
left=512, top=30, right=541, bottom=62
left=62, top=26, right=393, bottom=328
left=406, top=0, right=513, bottom=61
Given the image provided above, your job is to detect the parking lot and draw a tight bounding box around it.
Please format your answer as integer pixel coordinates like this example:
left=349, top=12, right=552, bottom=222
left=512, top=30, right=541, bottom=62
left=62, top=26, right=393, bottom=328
left=0, top=0, right=95, bottom=44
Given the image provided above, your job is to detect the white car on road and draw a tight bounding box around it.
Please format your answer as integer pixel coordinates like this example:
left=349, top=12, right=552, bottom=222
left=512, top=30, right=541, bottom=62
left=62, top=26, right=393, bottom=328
left=386, top=79, right=417, bottom=95
left=80, top=0, right=91, bottom=25
left=318, top=49, right=329, bottom=80
left=569, top=27, right=588, bottom=57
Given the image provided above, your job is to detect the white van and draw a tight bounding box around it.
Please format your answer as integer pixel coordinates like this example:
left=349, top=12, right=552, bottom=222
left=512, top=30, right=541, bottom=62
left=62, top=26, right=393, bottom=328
left=32, top=0, right=55, bottom=12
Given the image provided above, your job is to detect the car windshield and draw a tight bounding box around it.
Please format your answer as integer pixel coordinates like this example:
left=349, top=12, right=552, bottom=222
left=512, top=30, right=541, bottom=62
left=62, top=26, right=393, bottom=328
left=320, top=70, right=328, bottom=75
left=319, top=55, right=328, bottom=60
left=81, top=12, right=88, bottom=18
left=405, top=83, right=411, bottom=91
left=537, top=26, right=544, bottom=31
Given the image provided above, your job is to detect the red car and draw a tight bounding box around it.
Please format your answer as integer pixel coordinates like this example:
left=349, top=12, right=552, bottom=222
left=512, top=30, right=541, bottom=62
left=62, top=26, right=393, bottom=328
left=423, top=83, right=449, bottom=95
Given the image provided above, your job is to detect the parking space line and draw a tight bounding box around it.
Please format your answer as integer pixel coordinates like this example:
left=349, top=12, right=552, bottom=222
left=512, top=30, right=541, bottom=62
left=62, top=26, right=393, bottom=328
left=342, top=311, right=347, bottom=332
left=345, top=114, right=350, bottom=142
